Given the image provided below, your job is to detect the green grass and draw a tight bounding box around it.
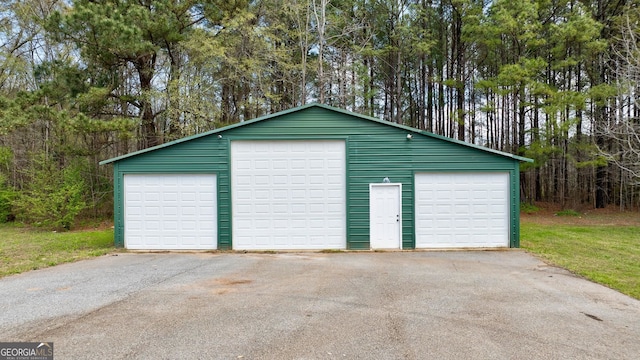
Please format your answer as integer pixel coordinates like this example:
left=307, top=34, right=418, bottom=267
left=319, top=249, right=345, bottom=253
left=0, top=224, right=115, bottom=278
left=520, top=202, right=540, bottom=214
left=555, top=209, right=581, bottom=217
left=2, top=218, right=638, bottom=301
left=521, top=222, right=640, bottom=300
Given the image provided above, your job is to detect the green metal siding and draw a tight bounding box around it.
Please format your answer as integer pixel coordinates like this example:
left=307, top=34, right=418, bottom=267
left=110, top=105, right=524, bottom=250
left=512, top=168, right=521, bottom=247
left=113, top=136, right=232, bottom=248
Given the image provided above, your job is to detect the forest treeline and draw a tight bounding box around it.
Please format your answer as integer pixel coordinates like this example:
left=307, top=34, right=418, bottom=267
left=1, top=0, right=640, bottom=228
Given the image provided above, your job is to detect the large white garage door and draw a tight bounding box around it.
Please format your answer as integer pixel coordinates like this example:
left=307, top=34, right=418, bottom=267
left=124, top=174, right=217, bottom=250
left=231, top=140, right=346, bottom=250
left=415, top=172, right=510, bottom=248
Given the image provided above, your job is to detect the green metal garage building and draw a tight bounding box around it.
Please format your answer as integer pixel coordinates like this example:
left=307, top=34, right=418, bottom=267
left=101, top=103, right=532, bottom=251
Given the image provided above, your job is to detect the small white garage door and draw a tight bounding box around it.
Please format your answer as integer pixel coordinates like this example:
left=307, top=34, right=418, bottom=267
left=124, top=174, right=217, bottom=250
left=415, top=172, right=510, bottom=248
left=231, top=140, right=346, bottom=250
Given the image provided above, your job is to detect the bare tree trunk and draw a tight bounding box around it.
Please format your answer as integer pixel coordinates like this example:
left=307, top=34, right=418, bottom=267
left=427, top=59, right=434, bottom=132
left=453, top=5, right=464, bottom=141
left=295, top=0, right=311, bottom=105
left=395, top=49, right=403, bottom=124
left=312, top=0, right=328, bottom=104
left=135, top=53, right=158, bottom=149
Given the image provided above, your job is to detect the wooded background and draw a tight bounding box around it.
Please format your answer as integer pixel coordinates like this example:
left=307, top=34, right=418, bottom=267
left=1, top=0, right=639, bottom=228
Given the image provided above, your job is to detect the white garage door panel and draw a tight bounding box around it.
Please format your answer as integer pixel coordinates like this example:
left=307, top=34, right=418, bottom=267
left=415, top=173, right=509, bottom=248
left=124, top=174, right=217, bottom=250
left=232, top=140, right=346, bottom=250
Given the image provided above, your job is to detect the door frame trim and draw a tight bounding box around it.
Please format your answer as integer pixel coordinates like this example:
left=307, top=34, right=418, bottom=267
left=369, top=183, right=403, bottom=250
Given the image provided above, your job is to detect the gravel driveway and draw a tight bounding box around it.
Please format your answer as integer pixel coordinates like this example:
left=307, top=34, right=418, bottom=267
left=1, top=251, right=638, bottom=359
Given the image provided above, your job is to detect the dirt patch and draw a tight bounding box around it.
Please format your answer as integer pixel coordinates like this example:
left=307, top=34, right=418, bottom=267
left=72, top=220, right=114, bottom=232
left=521, top=203, right=640, bottom=226
left=211, top=279, right=252, bottom=296
left=179, top=278, right=253, bottom=296
left=214, top=288, right=233, bottom=295
left=216, top=278, right=253, bottom=286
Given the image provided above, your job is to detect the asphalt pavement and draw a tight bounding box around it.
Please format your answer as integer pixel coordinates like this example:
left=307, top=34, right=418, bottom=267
left=1, top=251, right=638, bottom=359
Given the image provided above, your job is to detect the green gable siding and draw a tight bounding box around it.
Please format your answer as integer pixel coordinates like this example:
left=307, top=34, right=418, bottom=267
left=108, top=105, right=525, bottom=250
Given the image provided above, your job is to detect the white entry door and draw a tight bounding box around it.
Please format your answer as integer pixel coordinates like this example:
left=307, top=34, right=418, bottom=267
left=369, top=184, right=402, bottom=249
